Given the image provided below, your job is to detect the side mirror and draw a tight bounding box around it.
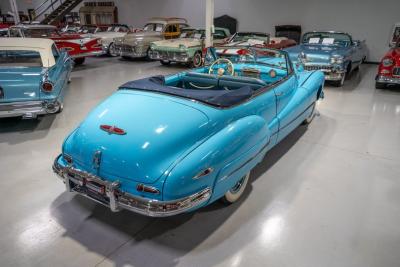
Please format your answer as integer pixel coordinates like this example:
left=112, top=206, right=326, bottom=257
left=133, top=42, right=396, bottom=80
left=295, top=62, right=304, bottom=72
left=353, top=40, right=361, bottom=47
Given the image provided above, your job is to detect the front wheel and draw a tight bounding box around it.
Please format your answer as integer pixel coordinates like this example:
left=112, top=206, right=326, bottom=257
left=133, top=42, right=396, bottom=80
left=160, top=60, right=171, bottom=66
left=221, top=172, right=250, bottom=204
left=108, top=42, right=119, bottom=57
left=332, top=72, right=346, bottom=87
left=190, top=51, right=203, bottom=68
left=73, top=57, right=85, bottom=65
left=375, top=82, right=387, bottom=89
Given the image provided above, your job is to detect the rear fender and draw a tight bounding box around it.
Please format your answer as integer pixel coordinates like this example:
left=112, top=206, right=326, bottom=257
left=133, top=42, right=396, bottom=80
left=163, top=115, right=271, bottom=202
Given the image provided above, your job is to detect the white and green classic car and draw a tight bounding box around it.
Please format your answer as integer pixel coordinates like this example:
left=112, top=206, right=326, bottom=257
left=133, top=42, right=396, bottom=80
left=149, top=27, right=230, bottom=67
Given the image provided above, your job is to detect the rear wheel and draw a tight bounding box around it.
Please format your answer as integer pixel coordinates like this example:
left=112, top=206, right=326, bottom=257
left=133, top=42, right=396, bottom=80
left=190, top=51, right=203, bottom=68
left=303, top=103, right=316, bottom=125
left=375, top=82, right=387, bottom=89
left=221, top=172, right=250, bottom=204
left=73, top=57, right=85, bottom=65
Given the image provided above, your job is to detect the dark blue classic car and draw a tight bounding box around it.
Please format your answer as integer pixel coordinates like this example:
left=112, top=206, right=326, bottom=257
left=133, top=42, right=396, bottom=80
left=53, top=47, right=324, bottom=217
left=0, top=38, right=72, bottom=119
left=286, top=31, right=367, bottom=86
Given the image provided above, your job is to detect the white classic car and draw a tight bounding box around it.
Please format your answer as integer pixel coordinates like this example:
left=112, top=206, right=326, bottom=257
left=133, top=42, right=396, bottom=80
left=89, top=24, right=131, bottom=56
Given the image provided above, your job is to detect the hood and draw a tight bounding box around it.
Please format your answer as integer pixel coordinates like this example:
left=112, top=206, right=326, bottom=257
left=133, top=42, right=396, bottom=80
left=286, top=44, right=348, bottom=63
left=383, top=47, right=400, bottom=65
left=125, top=31, right=161, bottom=40
left=152, top=38, right=201, bottom=49
left=0, top=67, right=44, bottom=102
left=92, top=31, right=126, bottom=39
left=64, top=91, right=211, bottom=184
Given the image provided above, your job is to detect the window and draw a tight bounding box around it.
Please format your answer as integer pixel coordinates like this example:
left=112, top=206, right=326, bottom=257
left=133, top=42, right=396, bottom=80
left=51, top=44, right=60, bottom=61
left=9, top=28, right=21, bottom=37
left=0, top=50, right=42, bottom=67
left=165, top=24, right=178, bottom=33
left=213, top=30, right=227, bottom=40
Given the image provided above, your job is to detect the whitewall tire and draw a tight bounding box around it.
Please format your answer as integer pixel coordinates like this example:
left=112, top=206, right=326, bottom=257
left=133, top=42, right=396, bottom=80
left=222, top=172, right=250, bottom=204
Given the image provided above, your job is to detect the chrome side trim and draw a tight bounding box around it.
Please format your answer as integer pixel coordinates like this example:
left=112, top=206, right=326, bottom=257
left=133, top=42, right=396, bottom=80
left=70, top=50, right=106, bottom=58
left=52, top=155, right=212, bottom=217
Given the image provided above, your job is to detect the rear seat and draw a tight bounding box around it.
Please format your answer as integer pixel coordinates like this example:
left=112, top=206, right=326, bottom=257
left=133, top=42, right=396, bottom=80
left=182, top=72, right=219, bottom=89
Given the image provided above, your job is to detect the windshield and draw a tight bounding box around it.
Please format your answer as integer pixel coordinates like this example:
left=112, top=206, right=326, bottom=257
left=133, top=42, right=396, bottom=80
left=231, top=32, right=269, bottom=43
left=302, top=32, right=352, bottom=47
left=23, top=28, right=60, bottom=38
left=79, top=25, right=98, bottom=34
left=107, top=25, right=129, bottom=33
left=143, top=23, right=164, bottom=32
left=206, top=47, right=290, bottom=71
left=392, top=26, right=400, bottom=44
left=0, top=50, right=42, bottom=67
left=180, top=29, right=204, bottom=39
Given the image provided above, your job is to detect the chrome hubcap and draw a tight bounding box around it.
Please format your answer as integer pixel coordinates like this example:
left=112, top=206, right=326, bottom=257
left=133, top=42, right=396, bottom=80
left=230, top=175, right=246, bottom=194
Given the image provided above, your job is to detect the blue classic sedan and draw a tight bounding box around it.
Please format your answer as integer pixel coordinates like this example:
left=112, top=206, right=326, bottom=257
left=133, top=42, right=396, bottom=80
left=53, top=47, right=324, bottom=217
left=0, top=38, right=72, bottom=119
left=285, top=31, right=367, bottom=87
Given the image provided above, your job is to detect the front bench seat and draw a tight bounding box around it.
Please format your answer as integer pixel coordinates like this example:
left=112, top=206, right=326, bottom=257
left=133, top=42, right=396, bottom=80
left=218, top=75, right=267, bottom=91
left=182, top=72, right=219, bottom=89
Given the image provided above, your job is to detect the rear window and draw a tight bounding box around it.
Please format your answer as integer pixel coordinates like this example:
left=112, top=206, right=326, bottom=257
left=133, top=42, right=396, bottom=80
left=0, top=50, right=42, bottom=67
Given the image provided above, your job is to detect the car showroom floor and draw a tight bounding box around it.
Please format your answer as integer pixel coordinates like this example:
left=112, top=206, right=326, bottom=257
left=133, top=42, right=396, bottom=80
left=0, top=57, right=399, bottom=267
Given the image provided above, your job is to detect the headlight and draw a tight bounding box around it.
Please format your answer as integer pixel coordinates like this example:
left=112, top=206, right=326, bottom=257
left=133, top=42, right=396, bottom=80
left=330, top=55, right=344, bottom=64
left=298, top=52, right=307, bottom=63
left=382, top=58, right=394, bottom=67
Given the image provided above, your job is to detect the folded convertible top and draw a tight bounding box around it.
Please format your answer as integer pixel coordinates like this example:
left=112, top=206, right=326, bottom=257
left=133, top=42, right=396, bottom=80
left=119, top=75, right=254, bottom=108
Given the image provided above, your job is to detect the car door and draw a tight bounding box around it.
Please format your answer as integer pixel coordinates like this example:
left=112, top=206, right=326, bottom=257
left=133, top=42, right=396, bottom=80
left=274, top=68, right=303, bottom=143
left=164, top=24, right=179, bottom=39
left=351, top=40, right=364, bottom=66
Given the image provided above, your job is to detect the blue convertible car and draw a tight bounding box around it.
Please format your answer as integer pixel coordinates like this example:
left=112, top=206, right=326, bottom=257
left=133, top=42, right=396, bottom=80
left=286, top=31, right=367, bottom=87
left=53, top=47, right=324, bottom=217
left=0, top=38, right=72, bottom=119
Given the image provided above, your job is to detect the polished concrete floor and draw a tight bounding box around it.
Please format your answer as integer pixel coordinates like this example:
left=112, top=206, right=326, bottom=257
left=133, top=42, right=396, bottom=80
left=0, top=58, right=399, bottom=267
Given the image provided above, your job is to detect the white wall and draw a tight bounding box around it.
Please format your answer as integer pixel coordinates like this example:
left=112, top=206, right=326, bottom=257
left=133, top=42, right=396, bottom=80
left=112, top=0, right=399, bottom=62
left=1, top=0, right=398, bottom=61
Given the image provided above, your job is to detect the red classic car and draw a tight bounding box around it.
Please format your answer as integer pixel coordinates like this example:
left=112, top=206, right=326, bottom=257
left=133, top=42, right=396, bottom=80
left=375, top=23, right=400, bottom=89
left=215, top=32, right=297, bottom=56
left=8, top=24, right=104, bottom=65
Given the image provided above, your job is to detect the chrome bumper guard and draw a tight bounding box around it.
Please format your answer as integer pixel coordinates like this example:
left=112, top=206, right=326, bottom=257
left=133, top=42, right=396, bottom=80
left=117, top=44, right=148, bottom=58
left=0, top=100, right=61, bottom=119
left=149, top=50, right=189, bottom=63
left=376, top=75, right=400, bottom=85
left=304, top=64, right=345, bottom=81
left=53, top=155, right=211, bottom=217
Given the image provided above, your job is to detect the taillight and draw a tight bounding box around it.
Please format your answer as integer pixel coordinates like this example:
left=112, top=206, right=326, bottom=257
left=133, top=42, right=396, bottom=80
left=42, top=82, right=53, bottom=92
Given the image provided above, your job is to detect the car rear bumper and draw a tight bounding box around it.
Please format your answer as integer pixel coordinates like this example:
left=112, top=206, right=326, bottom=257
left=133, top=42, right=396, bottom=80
left=376, top=75, right=400, bottom=84
left=149, top=50, right=190, bottom=63
left=53, top=154, right=212, bottom=217
left=0, top=99, right=62, bottom=119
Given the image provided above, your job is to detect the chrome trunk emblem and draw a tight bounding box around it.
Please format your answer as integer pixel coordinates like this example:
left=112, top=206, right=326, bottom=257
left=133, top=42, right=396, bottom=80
left=92, top=150, right=102, bottom=170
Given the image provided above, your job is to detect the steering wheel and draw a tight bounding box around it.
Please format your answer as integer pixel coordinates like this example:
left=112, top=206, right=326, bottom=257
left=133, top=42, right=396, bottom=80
left=208, top=58, right=235, bottom=76
left=188, top=58, right=235, bottom=90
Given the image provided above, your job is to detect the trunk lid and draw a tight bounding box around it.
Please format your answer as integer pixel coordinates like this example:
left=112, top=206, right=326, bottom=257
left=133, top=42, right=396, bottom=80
left=0, top=67, right=43, bottom=103
left=68, top=91, right=211, bottom=184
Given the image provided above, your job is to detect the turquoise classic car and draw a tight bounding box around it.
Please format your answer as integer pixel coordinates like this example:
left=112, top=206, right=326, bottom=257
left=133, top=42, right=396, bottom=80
left=285, top=31, right=367, bottom=86
left=149, top=27, right=230, bottom=67
left=0, top=38, right=72, bottom=119
left=53, top=47, right=324, bottom=217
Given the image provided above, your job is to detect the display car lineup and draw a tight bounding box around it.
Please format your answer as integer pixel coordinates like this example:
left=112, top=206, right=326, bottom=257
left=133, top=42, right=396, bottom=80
left=0, top=17, right=399, bottom=217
